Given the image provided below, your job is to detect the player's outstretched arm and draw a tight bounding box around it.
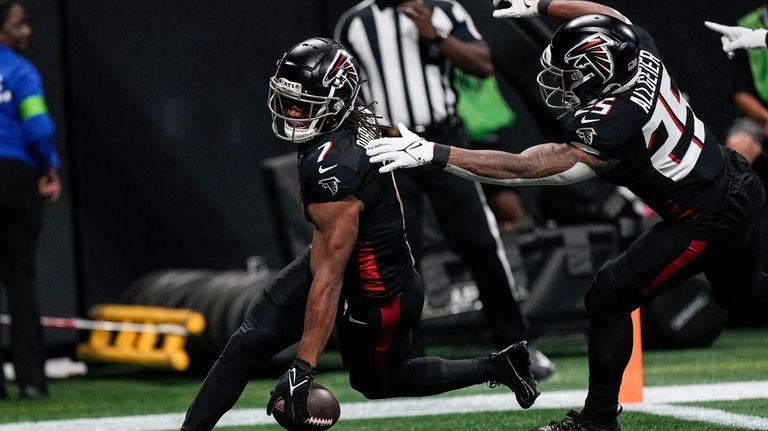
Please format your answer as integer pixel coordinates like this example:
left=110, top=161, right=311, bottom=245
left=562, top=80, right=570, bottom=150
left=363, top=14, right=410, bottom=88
left=440, top=141, right=613, bottom=186
left=493, top=0, right=630, bottom=24
left=366, top=123, right=616, bottom=186
left=705, top=21, right=768, bottom=57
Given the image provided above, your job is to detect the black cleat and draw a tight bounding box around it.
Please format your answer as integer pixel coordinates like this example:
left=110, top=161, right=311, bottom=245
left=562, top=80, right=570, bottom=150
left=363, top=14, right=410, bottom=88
left=488, top=341, right=539, bottom=409
left=529, top=410, right=621, bottom=431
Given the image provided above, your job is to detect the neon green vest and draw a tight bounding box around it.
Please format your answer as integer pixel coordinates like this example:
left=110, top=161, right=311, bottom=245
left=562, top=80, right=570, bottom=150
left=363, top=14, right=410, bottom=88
left=738, top=8, right=768, bottom=103
left=453, top=69, right=517, bottom=141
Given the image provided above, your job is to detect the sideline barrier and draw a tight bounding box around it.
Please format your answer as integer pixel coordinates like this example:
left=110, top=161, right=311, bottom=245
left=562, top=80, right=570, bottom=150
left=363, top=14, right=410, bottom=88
left=75, top=304, right=205, bottom=371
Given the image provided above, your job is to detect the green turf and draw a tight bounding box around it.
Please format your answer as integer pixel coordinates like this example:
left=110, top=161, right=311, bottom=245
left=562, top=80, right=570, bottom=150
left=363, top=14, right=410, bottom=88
left=220, top=409, right=756, bottom=431
left=0, top=327, right=765, bottom=430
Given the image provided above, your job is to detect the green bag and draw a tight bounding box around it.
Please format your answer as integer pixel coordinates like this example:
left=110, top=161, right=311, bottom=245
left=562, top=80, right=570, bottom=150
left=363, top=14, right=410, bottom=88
left=453, top=68, right=517, bottom=141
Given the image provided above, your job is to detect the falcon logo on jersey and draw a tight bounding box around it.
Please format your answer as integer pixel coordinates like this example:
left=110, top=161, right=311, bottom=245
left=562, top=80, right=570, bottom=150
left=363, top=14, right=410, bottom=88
left=576, top=127, right=597, bottom=146
left=323, top=50, right=359, bottom=90
left=565, top=33, right=617, bottom=83
left=319, top=176, right=341, bottom=196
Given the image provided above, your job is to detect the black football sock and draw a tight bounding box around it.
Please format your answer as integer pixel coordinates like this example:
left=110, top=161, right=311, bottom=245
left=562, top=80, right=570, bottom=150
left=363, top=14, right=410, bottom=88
left=581, top=287, right=633, bottom=425
left=582, top=380, right=622, bottom=425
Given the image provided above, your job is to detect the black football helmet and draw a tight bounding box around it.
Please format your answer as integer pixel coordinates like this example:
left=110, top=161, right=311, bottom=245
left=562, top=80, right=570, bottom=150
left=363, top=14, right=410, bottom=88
left=538, top=14, right=640, bottom=111
left=268, top=37, right=362, bottom=143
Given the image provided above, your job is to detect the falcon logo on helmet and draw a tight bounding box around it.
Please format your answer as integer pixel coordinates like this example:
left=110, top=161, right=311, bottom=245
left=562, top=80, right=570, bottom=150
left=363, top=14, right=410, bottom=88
left=565, top=33, right=617, bottom=83
left=323, top=50, right=359, bottom=90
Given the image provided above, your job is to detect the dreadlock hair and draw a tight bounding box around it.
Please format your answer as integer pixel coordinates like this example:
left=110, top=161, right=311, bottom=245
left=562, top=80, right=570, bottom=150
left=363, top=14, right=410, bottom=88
left=344, top=101, right=385, bottom=139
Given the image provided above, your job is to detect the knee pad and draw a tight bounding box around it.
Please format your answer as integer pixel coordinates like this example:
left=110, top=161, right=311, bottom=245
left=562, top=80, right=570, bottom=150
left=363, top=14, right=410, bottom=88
left=592, top=258, right=640, bottom=308
left=593, top=261, right=621, bottom=296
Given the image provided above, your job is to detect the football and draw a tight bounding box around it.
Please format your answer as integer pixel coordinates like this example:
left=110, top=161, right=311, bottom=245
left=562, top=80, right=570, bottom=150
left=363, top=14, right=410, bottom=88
left=272, top=383, right=341, bottom=431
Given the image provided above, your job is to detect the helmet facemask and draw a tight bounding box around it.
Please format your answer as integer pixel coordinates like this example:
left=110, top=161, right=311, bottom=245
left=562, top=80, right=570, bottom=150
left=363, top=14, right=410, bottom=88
left=538, top=41, right=619, bottom=112
left=537, top=46, right=589, bottom=111
left=268, top=39, right=362, bottom=144
left=268, top=77, right=350, bottom=143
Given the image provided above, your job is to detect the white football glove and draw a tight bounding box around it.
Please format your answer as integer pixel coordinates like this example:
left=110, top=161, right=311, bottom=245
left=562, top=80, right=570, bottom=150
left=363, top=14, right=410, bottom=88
left=705, top=21, right=768, bottom=58
left=366, top=123, right=434, bottom=173
left=492, top=0, right=539, bottom=19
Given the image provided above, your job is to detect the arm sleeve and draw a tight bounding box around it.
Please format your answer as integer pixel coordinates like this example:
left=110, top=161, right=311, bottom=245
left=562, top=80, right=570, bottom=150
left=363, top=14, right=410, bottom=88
left=14, top=63, right=59, bottom=169
left=444, top=0, right=483, bottom=42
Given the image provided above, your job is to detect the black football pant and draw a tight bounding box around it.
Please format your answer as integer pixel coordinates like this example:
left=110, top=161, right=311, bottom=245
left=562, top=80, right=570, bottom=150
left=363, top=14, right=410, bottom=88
left=0, top=159, right=47, bottom=395
left=394, top=117, right=528, bottom=349
left=181, top=249, right=500, bottom=431
left=581, top=206, right=768, bottom=424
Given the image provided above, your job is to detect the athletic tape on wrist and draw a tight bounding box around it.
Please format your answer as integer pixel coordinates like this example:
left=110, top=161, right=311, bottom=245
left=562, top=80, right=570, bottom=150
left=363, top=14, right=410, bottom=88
left=538, top=0, right=554, bottom=15
left=432, top=143, right=450, bottom=167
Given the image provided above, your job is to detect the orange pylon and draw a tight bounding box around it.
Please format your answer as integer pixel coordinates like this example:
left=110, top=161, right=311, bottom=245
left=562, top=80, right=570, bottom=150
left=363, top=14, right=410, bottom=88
left=619, top=308, right=643, bottom=404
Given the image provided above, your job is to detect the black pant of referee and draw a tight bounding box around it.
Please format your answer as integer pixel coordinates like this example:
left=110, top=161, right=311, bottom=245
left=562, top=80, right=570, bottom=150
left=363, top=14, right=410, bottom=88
left=0, top=158, right=48, bottom=398
left=391, top=116, right=532, bottom=354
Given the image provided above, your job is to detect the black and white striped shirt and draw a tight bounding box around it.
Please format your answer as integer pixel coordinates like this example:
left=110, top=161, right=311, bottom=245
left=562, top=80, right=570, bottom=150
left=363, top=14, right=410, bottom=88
left=334, top=0, right=484, bottom=129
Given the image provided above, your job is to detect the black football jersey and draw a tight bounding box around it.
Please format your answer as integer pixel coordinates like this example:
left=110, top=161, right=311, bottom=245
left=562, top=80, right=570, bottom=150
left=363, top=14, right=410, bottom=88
left=297, top=124, right=414, bottom=300
left=562, top=25, right=762, bottom=235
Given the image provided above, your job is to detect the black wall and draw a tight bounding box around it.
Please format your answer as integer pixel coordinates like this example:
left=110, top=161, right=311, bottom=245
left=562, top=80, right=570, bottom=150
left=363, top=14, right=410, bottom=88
left=25, top=0, right=763, bottom=327
left=60, top=1, right=338, bottom=307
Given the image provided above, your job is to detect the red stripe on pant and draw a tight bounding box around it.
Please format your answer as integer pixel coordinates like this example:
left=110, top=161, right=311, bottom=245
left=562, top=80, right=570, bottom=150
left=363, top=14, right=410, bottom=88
left=373, top=295, right=401, bottom=390
left=641, top=239, right=707, bottom=295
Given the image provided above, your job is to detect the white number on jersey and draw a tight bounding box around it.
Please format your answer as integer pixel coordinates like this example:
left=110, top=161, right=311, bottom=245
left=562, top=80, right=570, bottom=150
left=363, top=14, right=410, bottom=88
left=642, top=68, right=704, bottom=182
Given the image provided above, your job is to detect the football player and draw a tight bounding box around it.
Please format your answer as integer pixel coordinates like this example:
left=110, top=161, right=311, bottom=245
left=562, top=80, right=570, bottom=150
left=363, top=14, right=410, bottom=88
left=179, top=37, right=540, bottom=431
left=366, top=1, right=768, bottom=430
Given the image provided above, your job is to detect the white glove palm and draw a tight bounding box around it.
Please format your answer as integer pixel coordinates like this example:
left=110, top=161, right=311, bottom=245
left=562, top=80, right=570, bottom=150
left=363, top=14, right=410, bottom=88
left=366, top=123, right=434, bottom=173
left=705, top=21, right=768, bottom=58
left=492, top=0, right=539, bottom=19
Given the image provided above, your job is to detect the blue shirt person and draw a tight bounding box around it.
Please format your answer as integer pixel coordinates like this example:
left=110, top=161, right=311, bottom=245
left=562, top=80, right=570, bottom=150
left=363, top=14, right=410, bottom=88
left=0, top=0, right=60, bottom=399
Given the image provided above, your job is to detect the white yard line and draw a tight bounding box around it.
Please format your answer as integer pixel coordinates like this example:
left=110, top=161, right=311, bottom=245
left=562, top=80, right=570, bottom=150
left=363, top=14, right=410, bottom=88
left=0, top=381, right=767, bottom=431
left=629, top=404, right=768, bottom=430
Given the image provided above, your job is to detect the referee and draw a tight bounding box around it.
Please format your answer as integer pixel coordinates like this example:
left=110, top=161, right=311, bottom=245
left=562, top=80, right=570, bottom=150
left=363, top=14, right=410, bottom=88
left=334, top=0, right=554, bottom=379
